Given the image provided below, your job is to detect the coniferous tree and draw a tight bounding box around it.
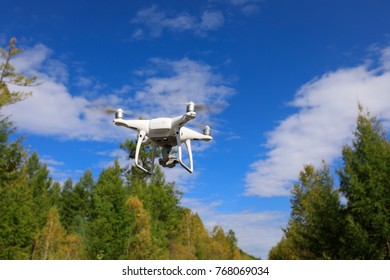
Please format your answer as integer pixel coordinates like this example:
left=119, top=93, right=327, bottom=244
left=59, top=178, right=74, bottom=231
left=87, top=159, right=131, bottom=259
left=0, top=117, right=37, bottom=259
left=0, top=37, right=40, bottom=259
left=269, top=163, right=343, bottom=259
left=25, top=152, right=53, bottom=228
left=339, top=107, right=390, bottom=259
left=0, top=165, right=36, bottom=259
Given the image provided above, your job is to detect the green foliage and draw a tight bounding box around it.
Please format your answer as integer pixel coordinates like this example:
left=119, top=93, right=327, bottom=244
left=270, top=106, right=390, bottom=260
left=26, top=151, right=53, bottom=227
left=87, top=159, right=131, bottom=259
left=339, top=107, right=390, bottom=259
left=0, top=125, right=252, bottom=259
left=32, top=206, right=67, bottom=260
left=0, top=166, right=36, bottom=259
left=0, top=50, right=254, bottom=259
left=0, top=117, right=36, bottom=259
left=281, top=163, right=343, bottom=259
left=0, top=37, right=37, bottom=108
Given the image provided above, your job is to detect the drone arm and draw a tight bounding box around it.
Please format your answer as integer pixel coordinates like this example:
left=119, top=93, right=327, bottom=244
left=113, top=119, right=149, bottom=133
left=175, top=129, right=193, bottom=173
left=135, top=130, right=152, bottom=175
left=180, top=127, right=212, bottom=142
left=171, top=111, right=196, bottom=130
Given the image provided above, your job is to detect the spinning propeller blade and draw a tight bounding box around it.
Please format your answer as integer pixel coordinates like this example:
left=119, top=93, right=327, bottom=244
left=180, top=101, right=224, bottom=114
left=103, top=108, right=118, bottom=114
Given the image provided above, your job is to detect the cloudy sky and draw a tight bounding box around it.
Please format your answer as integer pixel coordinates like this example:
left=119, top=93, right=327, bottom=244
left=2, top=0, right=390, bottom=259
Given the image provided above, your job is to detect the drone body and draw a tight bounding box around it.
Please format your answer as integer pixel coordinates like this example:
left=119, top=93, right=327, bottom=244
left=113, top=102, right=212, bottom=174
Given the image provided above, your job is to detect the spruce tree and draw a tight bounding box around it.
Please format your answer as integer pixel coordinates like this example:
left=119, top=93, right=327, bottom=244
left=339, top=107, right=390, bottom=259
left=0, top=117, right=37, bottom=259
left=270, top=163, right=343, bottom=259
left=25, top=152, right=53, bottom=228
left=87, top=159, right=130, bottom=259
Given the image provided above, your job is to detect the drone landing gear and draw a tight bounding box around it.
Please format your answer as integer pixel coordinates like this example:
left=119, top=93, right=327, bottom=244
left=134, top=130, right=194, bottom=175
left=175, top=129, right=193, bottom=173
left=158, top=140, right=193, bottom=173
left=135, top=130, right=156, bottom=175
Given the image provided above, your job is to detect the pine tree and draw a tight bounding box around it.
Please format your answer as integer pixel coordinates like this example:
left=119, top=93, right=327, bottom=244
left=339, top=107, right=390, bottom=259
left=0, top=166, right=37, bottom=259
left=25, top=152, right=53, bottom=228
left=59, top=178, right=74, bottom=231
left=0, top=39, right=39, bottom=258
left=0, top=117, right=37, bottom=259
left=87, top=159, right=131, bottom=259
left=270, top=163, right=343, bottom=259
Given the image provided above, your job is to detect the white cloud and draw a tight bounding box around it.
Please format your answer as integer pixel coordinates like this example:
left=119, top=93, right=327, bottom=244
left=245, top=47, right=390, bottom=197
left=131, top=5, right=225, bottom=38
left=200, top=10, right=225, bottom=30
left=39, top=155, right=84, bottom=185
left=181, top=197, right=287, bottom=259
left=132, top=57, right=234, bottom=124
left=230, top=0, right=261, bottom=15
left=3, top=45, right=233, bottom=144
left=380, top=46, right=390, bottom=70
left=40, top=155, right=65, bottom=166
left=4, top=78, right=120, bottom=141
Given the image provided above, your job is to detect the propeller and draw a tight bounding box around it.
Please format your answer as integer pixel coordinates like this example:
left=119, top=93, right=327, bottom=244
left=97, top=107, right=127, bottom=119
left=182, top=101, right=225, bottom=114
left=102, top=107, right=119, bottom=115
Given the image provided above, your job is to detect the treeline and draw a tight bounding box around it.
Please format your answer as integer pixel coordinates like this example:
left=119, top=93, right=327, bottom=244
left=0, top=38, right=256, bottom=260
left=0, top=117, right=256, bottom=260
left=269, top=106, right=390, bottom=259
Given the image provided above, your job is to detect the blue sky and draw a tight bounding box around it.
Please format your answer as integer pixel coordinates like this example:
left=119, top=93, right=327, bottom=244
left=2, top=0, right=390, bottom=259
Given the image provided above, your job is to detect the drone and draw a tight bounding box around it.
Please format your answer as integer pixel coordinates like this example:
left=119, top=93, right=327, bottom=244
left=112, top=102, right=212, bottom=174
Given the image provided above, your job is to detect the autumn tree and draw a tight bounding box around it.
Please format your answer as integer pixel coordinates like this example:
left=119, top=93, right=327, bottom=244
left=32, top=206, right=67, bottom=260
left=125, top=196, right=154, bottom=259
left=170, top=208, right=202, bottom=259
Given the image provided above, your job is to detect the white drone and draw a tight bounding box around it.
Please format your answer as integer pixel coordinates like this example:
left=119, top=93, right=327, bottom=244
left=112, top=102, right=212, bottom=174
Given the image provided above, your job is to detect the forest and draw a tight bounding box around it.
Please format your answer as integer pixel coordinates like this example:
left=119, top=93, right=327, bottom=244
left=2, top=38, right=390, bottom=260
left=268, top=105, right=390, bottom=260
left=0, top=38, right=255, bottom=260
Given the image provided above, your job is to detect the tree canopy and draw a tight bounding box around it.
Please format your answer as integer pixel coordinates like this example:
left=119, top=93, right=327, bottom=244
left=269, top=106, right=390, bottom=260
